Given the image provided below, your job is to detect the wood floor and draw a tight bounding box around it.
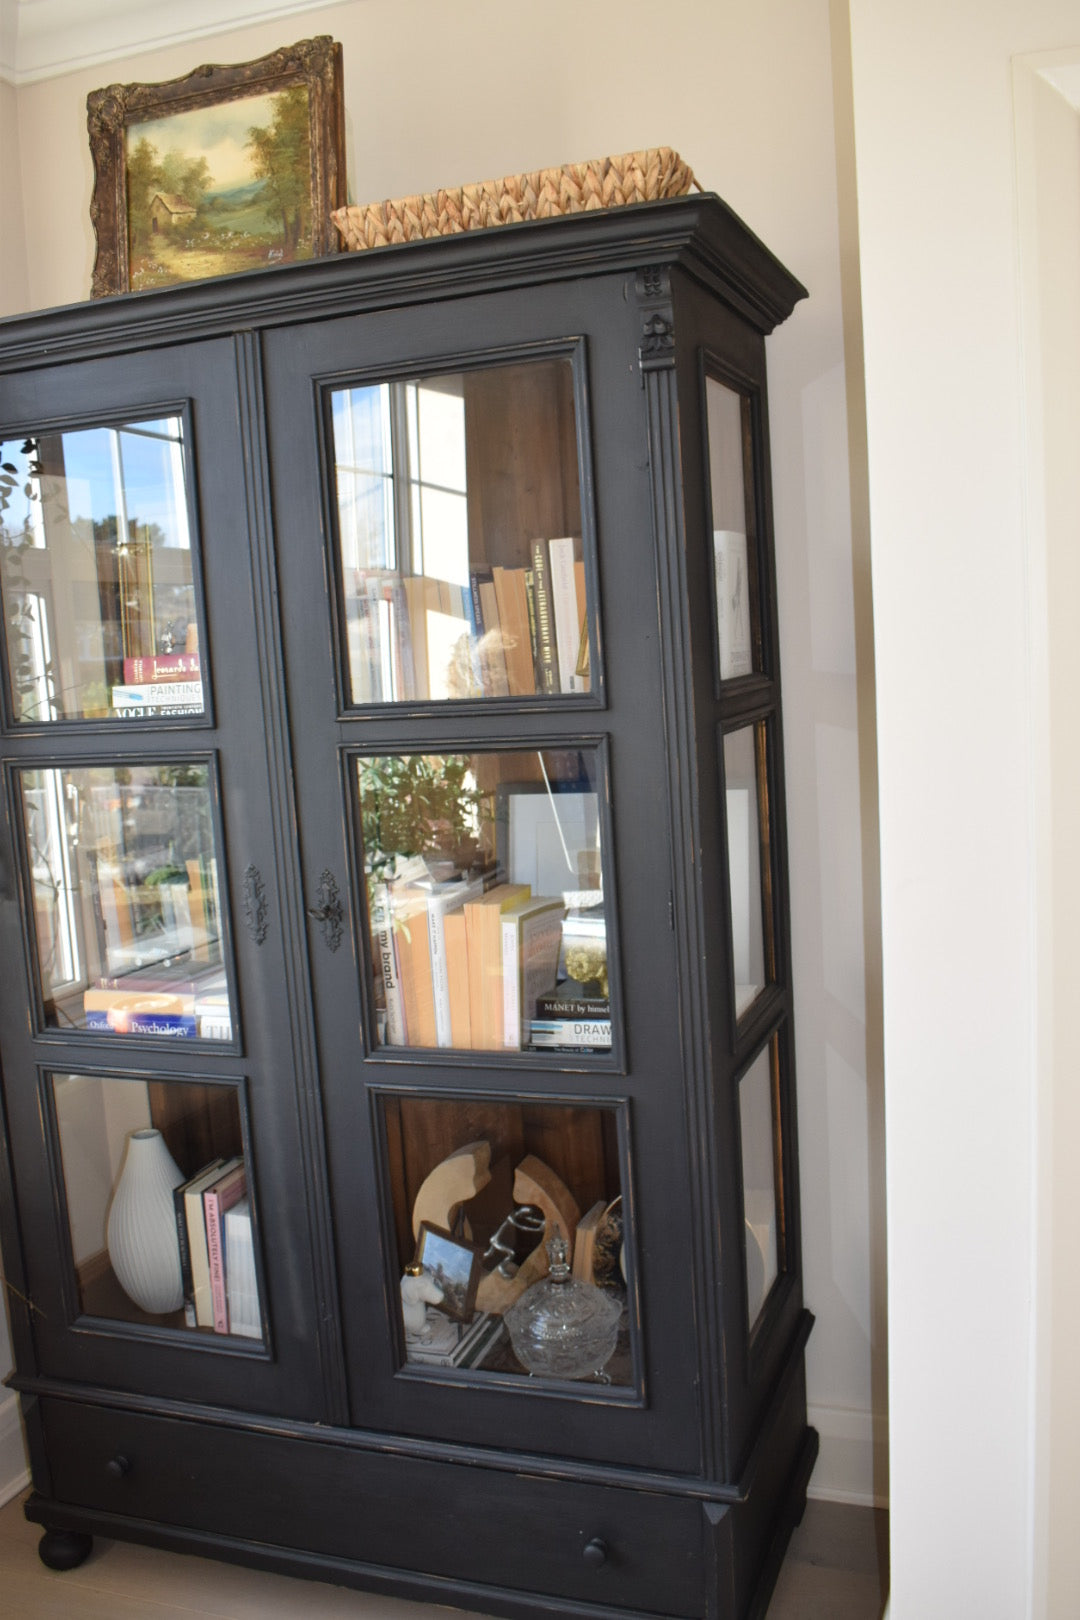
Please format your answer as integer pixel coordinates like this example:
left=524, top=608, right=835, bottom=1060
left=0, top=1487, right=888, bottom=1619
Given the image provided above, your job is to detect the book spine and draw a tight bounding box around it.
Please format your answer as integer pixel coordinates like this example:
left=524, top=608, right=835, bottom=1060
left=204, top=1190, right=228, bottom=1333
left=428, top=899, right=454, bottom=1049
left=535, top=996, right=611, bottom=1019
left=523, top=568, right=542, bottom=693
left=469, top=570, right=488, bottom=638
left=530, top=540, right=558, bottom=694
left=112, top=680, right=204, bottom=706
left=529, top=1018, right=612, bottom=1048
left=204, top=1172, right=247, bottom=1334
left=548, top=537, right=582, bottom=694
left=501, top=913, right=521, bottom=1049
left=187, top=1191, right=213, bottom=1327
left=224, top=1201, right=261, bottom=1340
left=123, top=653, right=201, bottom=682
left=370, top=881, right=407, bottom=1045
left=174, top=1183, right=195, bottom=1327
left=84, top=1010, right=198, bottom=1036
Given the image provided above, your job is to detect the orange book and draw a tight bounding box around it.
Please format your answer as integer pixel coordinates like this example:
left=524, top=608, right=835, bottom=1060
left=491, top=566, right=536, bottom=697
left=443, top=908, right=472, bottom=1048
left=393, top=888, right=437, bottom=1048
left=464, top=883, right=531, bottom=1049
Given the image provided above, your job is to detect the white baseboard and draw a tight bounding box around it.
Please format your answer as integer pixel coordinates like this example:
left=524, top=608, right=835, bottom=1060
left=807, top=1400, right=889, bottom=1508
left=0, top=1391, right=28, bottom=1506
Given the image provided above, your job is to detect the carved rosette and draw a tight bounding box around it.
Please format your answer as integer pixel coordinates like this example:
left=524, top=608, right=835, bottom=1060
left=636, top=266, right=676, bottom=377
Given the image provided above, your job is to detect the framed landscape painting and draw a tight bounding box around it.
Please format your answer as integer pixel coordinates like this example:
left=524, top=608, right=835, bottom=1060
left=87, top=37, right=345, bottom=297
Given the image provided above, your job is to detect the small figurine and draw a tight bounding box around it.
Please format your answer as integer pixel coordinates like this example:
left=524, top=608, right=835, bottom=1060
left=400, top=1264, right=444, bottom=1339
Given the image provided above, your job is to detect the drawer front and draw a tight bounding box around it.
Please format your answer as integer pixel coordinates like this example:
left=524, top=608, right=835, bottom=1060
left=40, top=1400, right=705, bottom=1616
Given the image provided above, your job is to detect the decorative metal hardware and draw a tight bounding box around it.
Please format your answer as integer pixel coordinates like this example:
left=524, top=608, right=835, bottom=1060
left=241, top=863, right=269, bottom=945
left=307, top=868, right=344, bottom=952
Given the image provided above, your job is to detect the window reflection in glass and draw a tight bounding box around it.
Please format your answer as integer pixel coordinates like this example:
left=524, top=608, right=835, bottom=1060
left=18, top=762, right=230, bottom=1038
left=738, top=1039, right=783, bottom=1329
left=0, top=419, right=202, bottom=723
left=357, top=747, right=609, bottom=1053
left=330, top=359, right=590, bottom=705
left=705, top=375, right=758, bottom=681
left=723, top=723, right=774, bottom=1019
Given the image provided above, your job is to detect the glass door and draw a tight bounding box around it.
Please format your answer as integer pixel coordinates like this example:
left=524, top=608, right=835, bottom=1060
left=262, top=281, right=705, bottom=1475
left=0, top=339, right=332, bottom=1420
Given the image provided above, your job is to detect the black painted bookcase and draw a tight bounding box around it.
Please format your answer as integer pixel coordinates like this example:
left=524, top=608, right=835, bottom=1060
left=0, top=194, right=815, bottom=1620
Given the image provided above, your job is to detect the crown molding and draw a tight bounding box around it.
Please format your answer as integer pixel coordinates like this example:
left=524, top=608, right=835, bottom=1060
left=0, top=0, right=352, bottom=86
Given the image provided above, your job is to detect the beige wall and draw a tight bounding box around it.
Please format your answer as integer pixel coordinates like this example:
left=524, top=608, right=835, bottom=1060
left=0, top=0, right=885, bottom=1509
left=849, top=2, right=1080, bottom=1614
left=0, top=76, right=28, bottom=312
left=1015, top=53, right=1080, bottom=1620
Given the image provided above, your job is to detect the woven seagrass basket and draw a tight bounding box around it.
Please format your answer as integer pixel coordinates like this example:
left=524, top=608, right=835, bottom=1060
left=331, top=147, right=696, bottom=253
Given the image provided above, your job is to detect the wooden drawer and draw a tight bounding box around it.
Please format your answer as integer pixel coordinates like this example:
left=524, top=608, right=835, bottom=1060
left=40, top=1399, right=706, bottom=1616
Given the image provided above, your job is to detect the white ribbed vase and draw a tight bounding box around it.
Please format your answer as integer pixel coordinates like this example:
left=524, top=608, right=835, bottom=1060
left=106, top=1128, right=185, bottom=1315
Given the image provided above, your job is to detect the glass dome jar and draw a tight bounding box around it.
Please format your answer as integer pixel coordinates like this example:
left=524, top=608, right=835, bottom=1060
left=504, top=1234, right=620, bottom=1380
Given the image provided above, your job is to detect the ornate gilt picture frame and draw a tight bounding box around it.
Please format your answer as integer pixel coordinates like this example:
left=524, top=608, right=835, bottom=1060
left=86, top=36, right=345, bottom=298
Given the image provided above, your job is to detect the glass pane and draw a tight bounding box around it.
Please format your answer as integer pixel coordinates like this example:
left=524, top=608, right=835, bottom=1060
left=0, top=418, right=203, bottom=723
left=330, top=359, right=591, bottom=704
left=705, top=376, right=759, bottom=680
left=738, top=1040, right=782, bottom=1328
left=381, top=1094, right=631, bottom=1385
left=723, top=723, right=774, bottom=1018
left=51, top=1073, right=261, bottom=1338
left=357, top=748, right=609, bottom=1053
left=18, top=762, right=231, bottom=1038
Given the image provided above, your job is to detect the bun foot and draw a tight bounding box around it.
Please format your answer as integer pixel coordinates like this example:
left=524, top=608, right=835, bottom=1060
left=38, top=1528, right=93, bottom=1570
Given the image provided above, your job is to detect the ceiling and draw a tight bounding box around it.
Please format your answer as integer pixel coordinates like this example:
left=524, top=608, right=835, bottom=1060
left=1, top=0, right=351, bottom=84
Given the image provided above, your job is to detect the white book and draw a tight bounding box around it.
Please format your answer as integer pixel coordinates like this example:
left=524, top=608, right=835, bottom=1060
left=548, top=536, right=586, bottom=694
left=370, top=879, right=407, bottom=1045
left=224, top=1196, right=261, bottom=1340
left=425, top=877, right=484, bottom=1047
left=501, top=895, right=566, bottom=1049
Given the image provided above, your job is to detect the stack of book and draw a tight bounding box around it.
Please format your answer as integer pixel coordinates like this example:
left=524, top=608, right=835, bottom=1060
left=111, top=651, right=204, bottom=718
left=173, top=1156, right=260, bottom=1338
left=353, top=538, right=588, bottom=705
left=530, top=991, right=612, bottom=1051
left=83, top=962, right=231, bottom=1040
left=475, top=536, right=588, bottom=698
left=405, top=1310, right=505, bottom=1368
left=372, top=874, right=565, bottom=1051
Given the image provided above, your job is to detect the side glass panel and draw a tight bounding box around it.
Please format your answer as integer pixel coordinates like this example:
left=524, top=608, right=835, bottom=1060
left=16, top=762, right=231, bottom=1038
left=380, top=1093, right=631, bottom=1386
left=705, top=375, right=759, bottom=681
left=738, top=1037, right=785, bottom=1329
left=723, top=722, right=774, bottom=1018
left=50, top=1072, right=262, bottom=1338
left=0, top=418, right=204, bottom=723
left=329, top=358, right=591, bottom=705
left=357, top=747, right=609, bottom=1053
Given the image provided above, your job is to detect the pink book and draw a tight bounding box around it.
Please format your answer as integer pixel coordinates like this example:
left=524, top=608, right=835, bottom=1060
left=203, top=1163, right=247, bottom=1334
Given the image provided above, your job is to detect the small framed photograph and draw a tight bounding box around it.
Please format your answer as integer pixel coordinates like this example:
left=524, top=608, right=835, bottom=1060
left=414, top=1223, right=483, bottom=1322
left=86, top=36, right=345, bottom=297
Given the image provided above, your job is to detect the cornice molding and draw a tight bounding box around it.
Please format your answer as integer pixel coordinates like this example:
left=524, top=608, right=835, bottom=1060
left=0, top=0, right=352, bottom=86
